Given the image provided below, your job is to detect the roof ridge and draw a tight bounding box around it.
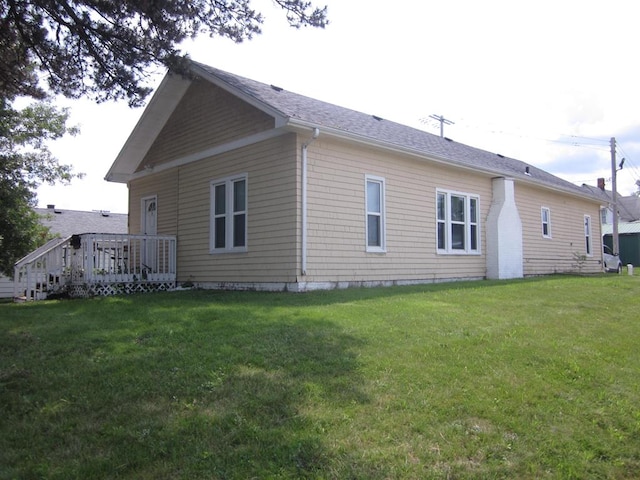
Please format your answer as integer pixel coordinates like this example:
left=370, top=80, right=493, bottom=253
left=187, top=60, right=601, bottom=202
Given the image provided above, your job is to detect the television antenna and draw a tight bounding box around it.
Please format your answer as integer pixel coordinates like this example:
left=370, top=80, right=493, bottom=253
left=421, top=114, right=455, bottom=138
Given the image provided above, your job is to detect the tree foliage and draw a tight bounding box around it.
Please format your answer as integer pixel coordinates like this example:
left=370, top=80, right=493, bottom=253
left=0, top=99, right=80, bottom=276
left=1, top=0, right=328, bottom=106
left=0, top=0, right=327, bottom=276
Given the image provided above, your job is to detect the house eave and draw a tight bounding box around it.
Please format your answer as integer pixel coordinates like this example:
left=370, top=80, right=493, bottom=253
left=105, top=172, right=132, bottom=184
left=286, top=119, right=602, bottom=205
left=105, top=72, right=192, bottom=184
left=106, top=65, right=292, bottom=184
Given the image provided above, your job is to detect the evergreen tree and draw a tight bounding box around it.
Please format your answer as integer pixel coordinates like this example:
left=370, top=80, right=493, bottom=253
left=1, top=0, right=328, bottom=106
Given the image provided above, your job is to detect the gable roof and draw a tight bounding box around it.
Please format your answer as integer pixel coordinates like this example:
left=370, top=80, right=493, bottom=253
left=108, top=60, right=601, bottom=203
left=619, top=196, right=640, bottom=221
left=35, top=206, right=128, bottom=236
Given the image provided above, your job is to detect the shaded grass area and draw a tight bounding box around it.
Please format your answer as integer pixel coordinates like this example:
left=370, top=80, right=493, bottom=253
left=1, top=276, right=640, bottom=479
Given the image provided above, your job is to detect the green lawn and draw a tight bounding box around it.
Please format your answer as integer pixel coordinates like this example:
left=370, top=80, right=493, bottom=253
left=1, top=276, right=640, bottom=479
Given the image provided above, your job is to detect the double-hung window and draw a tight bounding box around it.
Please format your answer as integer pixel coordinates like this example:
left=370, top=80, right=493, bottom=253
left=584, top=215, right=592, bottom=256
left=365, top=176, right=386, bottom=252
left=436, top=190, right=480, bottom=254
left=541, top=207, right=551, bottom=238
left=210, top=174, right=247, bottom=253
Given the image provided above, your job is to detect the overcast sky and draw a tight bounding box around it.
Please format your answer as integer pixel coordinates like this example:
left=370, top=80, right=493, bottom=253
left=37, top=0, right=640, bottom=213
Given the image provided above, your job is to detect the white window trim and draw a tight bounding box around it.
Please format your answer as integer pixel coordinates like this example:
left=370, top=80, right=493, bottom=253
left=210, top=173, right=248, bottom=254
left=436, top=189, right=481, bottom=255
left=541, top=207, right=552, bottom=239
left=584, top=215, right=592, bottom=257
left=365, top=175, right=386, bottom=253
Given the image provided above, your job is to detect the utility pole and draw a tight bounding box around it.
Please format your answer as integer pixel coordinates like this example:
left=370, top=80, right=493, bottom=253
left=611, top=137, right=619, bottom=256
left=428, top=114, right=454, bottom=138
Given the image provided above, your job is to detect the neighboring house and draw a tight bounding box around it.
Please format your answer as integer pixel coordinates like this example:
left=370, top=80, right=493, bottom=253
left=35, top=205, right=129, bottom=237
left=0, top=275, right=15, bottom=299
left=619, top=195, right=640, bottom=222
left=106, top=61, right=605, bottom=292
left=582, top=178, right=640, bottom=225
left=582, top=179, right=640, bottom=266
left=0, top=206, right=128, bottom=299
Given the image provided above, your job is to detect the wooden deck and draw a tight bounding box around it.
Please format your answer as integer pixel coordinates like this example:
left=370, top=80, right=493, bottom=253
left=14, top=233, right=177, bottom=301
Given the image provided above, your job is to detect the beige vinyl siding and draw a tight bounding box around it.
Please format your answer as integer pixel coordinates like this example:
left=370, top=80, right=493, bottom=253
left=305, top=138, right=492, bottom=283
left=138, top=79, right=275, bottom=171
left=176, top=134, right=299, bottom=283
left=128, top=170, right=178, bottom=235
left=126, top=74, right=606, bottom=289
left=516, top=183, right=602, bottom=275
left=130, top=134, right=298, bottom=284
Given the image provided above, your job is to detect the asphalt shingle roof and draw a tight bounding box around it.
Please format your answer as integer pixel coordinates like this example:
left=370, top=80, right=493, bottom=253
left=35, top=207, right=128, bottom=237
left=193, top=62, right=600, bottom=201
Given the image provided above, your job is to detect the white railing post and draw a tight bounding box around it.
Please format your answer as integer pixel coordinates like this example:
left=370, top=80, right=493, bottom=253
left=13, top=236, right=73, bottom=301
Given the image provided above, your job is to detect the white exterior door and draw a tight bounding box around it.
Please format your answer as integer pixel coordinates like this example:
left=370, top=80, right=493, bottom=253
left=142, top=196, right=157, bottom=272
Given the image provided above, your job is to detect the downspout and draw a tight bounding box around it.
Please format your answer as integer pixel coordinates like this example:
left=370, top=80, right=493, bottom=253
left=301, top=128, right=320, bottom=276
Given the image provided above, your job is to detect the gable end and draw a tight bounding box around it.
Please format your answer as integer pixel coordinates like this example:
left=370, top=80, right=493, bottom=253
left=138, top=79, right=276, bottom=172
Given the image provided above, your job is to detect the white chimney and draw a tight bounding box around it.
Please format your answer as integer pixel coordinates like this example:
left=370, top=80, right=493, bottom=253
left=486, top=177, right=523, bottom=279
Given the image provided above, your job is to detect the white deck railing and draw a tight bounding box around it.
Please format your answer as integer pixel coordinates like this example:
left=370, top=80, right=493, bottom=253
left=14, top=233, right=176, bottom=301
left=13, top=236, right=72, bottom=301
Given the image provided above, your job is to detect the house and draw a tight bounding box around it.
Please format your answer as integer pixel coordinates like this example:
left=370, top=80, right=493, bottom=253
left=1, top=206, right=128, bottom=299
left=582, top=179, right=640, bottom=266
left=105, top=61, right=605, bottom=292
left=581, top=178, right=640, bottom=225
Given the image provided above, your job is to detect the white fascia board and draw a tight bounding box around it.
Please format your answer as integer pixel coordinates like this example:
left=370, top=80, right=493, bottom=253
left=104, top=172, right=132, bottom=183
left=105, top=72, right=192, bottom=183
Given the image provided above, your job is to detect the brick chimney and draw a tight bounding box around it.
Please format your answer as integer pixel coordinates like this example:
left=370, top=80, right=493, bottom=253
left=597, top=178, right=605, bottom=191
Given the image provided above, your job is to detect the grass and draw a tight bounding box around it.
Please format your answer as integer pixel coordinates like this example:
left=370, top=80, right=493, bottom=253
left=1, top=275, right=640, bottom=479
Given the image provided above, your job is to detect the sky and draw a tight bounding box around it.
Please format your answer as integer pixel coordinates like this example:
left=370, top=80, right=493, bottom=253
left=36, top=0, right=640, bottom=214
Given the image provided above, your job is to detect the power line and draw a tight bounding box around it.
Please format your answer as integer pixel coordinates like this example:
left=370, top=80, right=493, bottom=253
left=564, top=134, right=610, bottom=144
left=615, top=143, right=640, bottom=188
left=452, top=119, right=610, bottom=152
left=418, top=115, right=639, bottom=192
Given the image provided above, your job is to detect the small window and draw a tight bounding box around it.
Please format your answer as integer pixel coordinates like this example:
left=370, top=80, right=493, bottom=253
left=600, top=207, right=608, bottom=225
left=584, top=215, right=592, bottom=256
left=365, top=176, right=386, bottom=252
left=210, top=174, right=248, bottom=253
left=541, top=207, right=551, bottom=238
left=437, top=190, right=480, bottom=254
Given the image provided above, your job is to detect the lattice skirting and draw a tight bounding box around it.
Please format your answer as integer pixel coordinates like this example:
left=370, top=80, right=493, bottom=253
left=67, top=281, right=175, bottom=298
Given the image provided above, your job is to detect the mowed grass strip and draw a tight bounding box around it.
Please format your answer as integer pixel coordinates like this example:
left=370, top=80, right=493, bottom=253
left=1, top=275, right=639, bottom=479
